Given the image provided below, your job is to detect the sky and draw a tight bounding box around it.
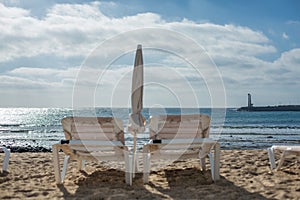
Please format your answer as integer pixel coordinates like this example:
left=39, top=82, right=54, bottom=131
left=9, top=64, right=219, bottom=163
left=0, top=0, right=299, bottom=108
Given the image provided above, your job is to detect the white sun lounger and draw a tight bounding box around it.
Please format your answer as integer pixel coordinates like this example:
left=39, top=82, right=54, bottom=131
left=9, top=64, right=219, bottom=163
left=143, top=114, right=220, bottom=183
left=267, top=145, right=300, bottom=170
left=52, top=117, right=133, bottom=185
left=0, top=146, right=10, bottom=172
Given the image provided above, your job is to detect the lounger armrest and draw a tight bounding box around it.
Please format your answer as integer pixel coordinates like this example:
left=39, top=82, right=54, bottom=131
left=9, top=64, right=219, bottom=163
left=69, top=140, right=124, bottom=146
left=144, top=139, right=154, bottom=145
left=60, top=140, right=70, bottom=144
left=153, top=138, right=217, bottom=144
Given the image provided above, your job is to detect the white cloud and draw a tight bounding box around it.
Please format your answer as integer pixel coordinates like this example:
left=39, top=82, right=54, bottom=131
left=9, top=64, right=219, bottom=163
left=282, top=32, right=289, bottom=40
left=0, top=74, right=60, bottom=89
left=0, top=2, right=299, bottom=107
left=287, top=20, right=300, bottom=26
left=0, top=2, right=29, bottom=17
left=3, top=66, right=80, bottom=90
left=10, top=67, right=65, bottom=77
left=0, top=2, right=275, bottom=62
left=273, top=48, right=300, bottom=75
left=169, top=22, right=276, bottom=58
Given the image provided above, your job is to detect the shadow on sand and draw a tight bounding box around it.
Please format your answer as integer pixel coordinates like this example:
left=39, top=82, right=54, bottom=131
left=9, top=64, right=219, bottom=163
left=148, top=167, right=268, bottom=200
left=58, top=167, right=268, bottom=200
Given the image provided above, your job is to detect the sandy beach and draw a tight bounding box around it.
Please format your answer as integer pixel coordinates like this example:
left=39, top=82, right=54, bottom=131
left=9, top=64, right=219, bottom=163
left=0, top=150, right=299, bottom=200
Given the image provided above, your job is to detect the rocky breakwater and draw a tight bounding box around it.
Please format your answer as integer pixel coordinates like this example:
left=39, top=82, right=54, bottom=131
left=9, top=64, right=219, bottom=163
left=0, top=141, right=51, bottom=152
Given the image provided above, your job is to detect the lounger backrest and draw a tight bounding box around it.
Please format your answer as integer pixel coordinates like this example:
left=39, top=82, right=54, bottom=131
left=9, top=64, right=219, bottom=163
left=149, top=114, right=210, bottom=140
left=61, top=117, right=125, bottom=144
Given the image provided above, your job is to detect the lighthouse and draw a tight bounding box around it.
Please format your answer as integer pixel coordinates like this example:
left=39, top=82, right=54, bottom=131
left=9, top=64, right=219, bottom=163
left=248, top=93, right=253, bottom=110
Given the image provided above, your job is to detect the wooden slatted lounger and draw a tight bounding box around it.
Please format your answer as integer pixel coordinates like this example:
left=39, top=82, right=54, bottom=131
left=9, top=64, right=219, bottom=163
left=143, top=114, right=220, bottom=183
left=52, top=117, right=132, bottom=185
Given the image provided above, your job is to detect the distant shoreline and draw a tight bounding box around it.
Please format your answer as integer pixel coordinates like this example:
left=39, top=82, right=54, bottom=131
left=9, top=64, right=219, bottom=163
left=238, top=93, right=300, bottom=111
left=237, top=105, right=300, bottom=112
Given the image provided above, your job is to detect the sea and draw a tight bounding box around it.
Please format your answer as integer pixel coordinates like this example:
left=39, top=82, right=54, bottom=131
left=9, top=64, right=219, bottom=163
left=0, top=107, right=299, bottom=152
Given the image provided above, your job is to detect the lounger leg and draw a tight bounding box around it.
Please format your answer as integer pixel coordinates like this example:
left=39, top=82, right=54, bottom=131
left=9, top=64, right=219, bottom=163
left=277, top=151, right=288, bottom=170
left=208, top=153, right=214, bottom=179
left=213, top=143, right=220, bottom=181
left=2, top=147, right=10, bottom=172
left=124, top=152, right=132, bottom=185
left=129, top=154, right=133, bottom=185
left=82, top=160, right=86, bottom=170
left=61, top=155, right=70, bottom=182
left=267, top=147, right=276, bottom=170
left=200, top=156, right=206, bottom=171
left=52, top=144, right=62, bottom=184
left=135, top=151, right=139, bottom=173
left=143, top=153, right=150, bottom=184
left=78, top=159, right=85, bottom=171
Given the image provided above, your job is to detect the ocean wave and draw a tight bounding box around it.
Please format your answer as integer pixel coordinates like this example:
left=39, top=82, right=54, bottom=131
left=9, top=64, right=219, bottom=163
left=0, top=123, right=24, bottom=127
left=210, top=131, right=300, bottom=136
left=211, top=125, right=300, bottom=129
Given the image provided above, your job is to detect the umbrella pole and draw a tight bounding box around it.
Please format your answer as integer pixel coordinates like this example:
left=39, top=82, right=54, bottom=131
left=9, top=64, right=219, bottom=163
left=132, top=131, right=137, bottom=178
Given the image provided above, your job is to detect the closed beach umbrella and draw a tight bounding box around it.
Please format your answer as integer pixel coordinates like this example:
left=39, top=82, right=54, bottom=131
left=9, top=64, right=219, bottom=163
left=128, top=44, right=146, bottom=175
left=128, top=44, right=145, bottom=132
